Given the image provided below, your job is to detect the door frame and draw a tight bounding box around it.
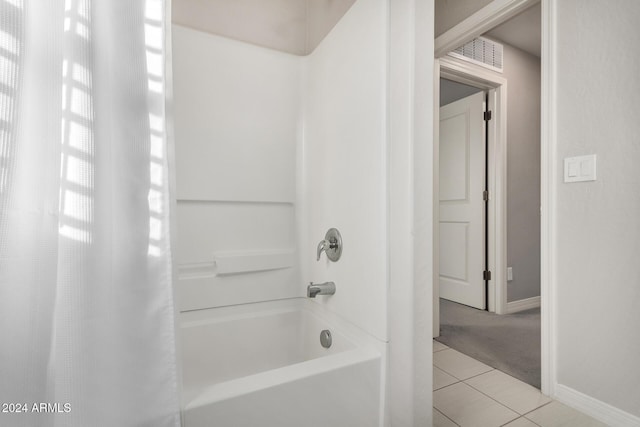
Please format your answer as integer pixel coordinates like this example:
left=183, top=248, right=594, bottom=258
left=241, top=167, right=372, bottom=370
left=432, top=0, right=555, bottom=397
left=434, top=58, right=508, bottom=323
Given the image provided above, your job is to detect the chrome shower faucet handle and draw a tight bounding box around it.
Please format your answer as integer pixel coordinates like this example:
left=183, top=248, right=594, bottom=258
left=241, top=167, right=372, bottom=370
left=316, top=228, right=342, bottom=262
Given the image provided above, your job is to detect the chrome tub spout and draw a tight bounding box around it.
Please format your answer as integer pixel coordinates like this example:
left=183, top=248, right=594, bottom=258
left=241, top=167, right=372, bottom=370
left=307, top=282, right=336, bottom=298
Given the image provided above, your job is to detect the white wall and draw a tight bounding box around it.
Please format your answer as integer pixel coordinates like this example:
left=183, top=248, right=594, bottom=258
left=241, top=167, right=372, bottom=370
left=172, top=25, right=301, bottom=311
left=302, top=0, right=388, bottom=341
left=554, top=0, right=640, bottom=420
left=306, top=0, right=358, bottom=52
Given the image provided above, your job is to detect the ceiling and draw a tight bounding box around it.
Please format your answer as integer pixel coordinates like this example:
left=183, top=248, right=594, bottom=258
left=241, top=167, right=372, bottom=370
left=484, top=2, right=541, bottom=58
left=172, top=0, right=356, bottom=56
left=172, top=0, right=540, bottom=58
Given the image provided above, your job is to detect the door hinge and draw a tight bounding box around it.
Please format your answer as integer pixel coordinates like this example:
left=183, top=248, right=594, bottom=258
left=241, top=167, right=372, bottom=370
left=484, top=110, right=492, bottom=121
left=483, top=270, right=492, bottom=281
left=483, top=190, right=489, bottom=201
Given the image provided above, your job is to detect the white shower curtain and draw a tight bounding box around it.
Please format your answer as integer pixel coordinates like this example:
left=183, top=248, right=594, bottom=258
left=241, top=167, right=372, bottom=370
left=0, top=1, right=180, bottom=426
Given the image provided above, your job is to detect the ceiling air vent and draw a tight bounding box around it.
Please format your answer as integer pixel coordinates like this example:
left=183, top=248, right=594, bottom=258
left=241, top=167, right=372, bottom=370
left=448, top=37, right=503, bottom=73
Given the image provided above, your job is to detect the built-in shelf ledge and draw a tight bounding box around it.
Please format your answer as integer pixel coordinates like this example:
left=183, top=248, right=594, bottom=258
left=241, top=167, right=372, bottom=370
left=178, top=249, right=295, bottom=279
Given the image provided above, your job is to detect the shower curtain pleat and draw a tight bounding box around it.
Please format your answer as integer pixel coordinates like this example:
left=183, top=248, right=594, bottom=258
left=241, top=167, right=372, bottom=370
left=0, top=1, right=181, bottom=426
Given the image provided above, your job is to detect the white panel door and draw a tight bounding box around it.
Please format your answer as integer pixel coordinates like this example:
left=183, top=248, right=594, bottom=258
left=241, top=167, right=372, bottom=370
left=439, top=91, right=486, bottom=309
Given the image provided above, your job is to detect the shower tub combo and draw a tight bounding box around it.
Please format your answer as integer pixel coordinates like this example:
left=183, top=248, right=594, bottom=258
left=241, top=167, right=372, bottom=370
left=181, top=298, right=386, bottom=427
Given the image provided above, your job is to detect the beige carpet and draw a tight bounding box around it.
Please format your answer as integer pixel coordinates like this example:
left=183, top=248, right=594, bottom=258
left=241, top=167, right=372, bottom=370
left=435, top=298, right=541, bottom=389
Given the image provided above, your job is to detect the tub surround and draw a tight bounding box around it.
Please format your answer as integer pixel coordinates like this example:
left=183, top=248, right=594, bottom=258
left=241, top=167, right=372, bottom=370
left=172, top=1, right=392, bottom=425
left=173, top=0, right=391, bottom=344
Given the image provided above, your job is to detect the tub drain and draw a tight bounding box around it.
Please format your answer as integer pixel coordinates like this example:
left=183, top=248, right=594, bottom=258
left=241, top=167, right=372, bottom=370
left=320, top=330, right=332, bottom=348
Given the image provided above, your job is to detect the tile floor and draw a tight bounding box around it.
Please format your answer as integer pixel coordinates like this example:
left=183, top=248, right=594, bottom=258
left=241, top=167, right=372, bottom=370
left=432, top=340, right=608, bottom=427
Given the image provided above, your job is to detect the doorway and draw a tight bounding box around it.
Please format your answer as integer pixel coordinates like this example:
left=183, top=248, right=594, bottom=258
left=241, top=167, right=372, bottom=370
left=433, top=57, right=507, bottom=320
left=433, top=3, right=542, bottom=389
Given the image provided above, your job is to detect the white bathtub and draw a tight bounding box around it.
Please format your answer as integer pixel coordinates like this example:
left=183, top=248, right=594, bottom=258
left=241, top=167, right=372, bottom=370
left=180, top=298, right=385, bottom=427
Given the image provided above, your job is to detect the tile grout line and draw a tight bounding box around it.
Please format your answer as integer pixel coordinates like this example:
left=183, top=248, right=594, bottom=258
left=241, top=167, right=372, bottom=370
left=433, top=378, right=461, bottom=391
left=456, top=367, right=496, bottom=382
left=434, top=369, right=493, bottom=383
left=460, top=382, right=521, bottom=423
left=433, top=346, right=453, bottom=355
left=433, top=381, right=519, bottom=427
left=434, top=350, right=496, bottom=382
left=434, top=407, right=461, bottom=427
left=433, top=363, right=461, bottom=385
left=434, top=347, right=496, bottom=374
left=498, top=415, right=543, bottom=427
left=461, top=375, right=552, bottom=419
left=436, top=368, right=496, bottom=383
left=519, top=400, right=555, bottom=421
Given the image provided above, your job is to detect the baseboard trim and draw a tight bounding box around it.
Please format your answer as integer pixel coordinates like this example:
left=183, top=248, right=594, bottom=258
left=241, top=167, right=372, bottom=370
left=506, top=296, right=540, bottom=314
left=555, top=384, right=640, bottom=427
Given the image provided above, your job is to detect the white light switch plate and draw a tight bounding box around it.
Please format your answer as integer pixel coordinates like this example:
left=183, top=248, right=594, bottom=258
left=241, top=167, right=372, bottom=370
left=564, top=154, right=596, bottom=183
left=507, top=267, right=513, bottom=282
